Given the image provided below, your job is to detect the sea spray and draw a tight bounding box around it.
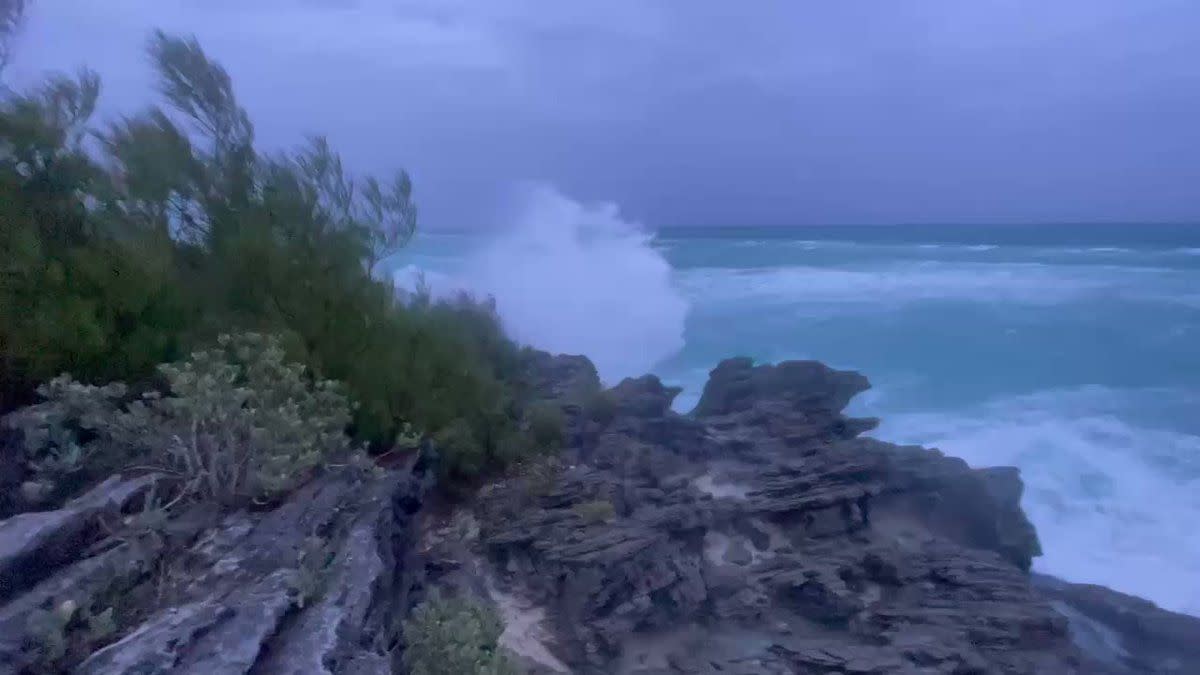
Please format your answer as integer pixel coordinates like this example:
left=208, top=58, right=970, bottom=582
left=395, top=185, right=688, bottom=382
left=875, top=387, right=1200, bottom=616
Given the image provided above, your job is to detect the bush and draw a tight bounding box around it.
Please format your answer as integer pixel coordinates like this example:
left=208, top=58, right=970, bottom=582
left=403, top=596, right=520, bottom=675
left=582, top=389, right=618, bottom=425
left=4, top=377, right=132, bottom=508
left=9, top=332, right=352, bottom=505
left=433, top=419, right=488, bottom=483
left=134, top=332, right=353, bottom=503
left=573, top=499, right=616, bottom=525
left=525, top=403, right=565, bottom=451
left=0, top=28, right=538, bottom=487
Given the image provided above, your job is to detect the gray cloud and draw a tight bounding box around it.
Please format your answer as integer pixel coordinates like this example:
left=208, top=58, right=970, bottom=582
left=11, top=0, right=1200, bottom=228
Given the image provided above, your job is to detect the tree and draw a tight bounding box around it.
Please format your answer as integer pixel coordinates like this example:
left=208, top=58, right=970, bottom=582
left=0, top=0, right=28, bottom=77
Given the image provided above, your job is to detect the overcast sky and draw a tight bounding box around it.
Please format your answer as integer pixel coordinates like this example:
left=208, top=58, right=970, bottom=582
left=10, top=1, right=1200, bottom=228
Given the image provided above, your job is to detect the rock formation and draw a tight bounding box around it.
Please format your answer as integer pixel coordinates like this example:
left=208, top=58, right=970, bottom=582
left=1, top=353, right=1197, bottom=674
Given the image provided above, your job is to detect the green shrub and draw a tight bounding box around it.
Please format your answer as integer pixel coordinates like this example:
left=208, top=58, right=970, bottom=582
left=10, top=333, right=352, bottom=505
left=526, top=403, right=565, bottom=451
left=132, top=332, right=352, bottom=503
left=433, top=419, right=488, bottom=483
left=573, top=499, right=616, bottom=525
left=403, top=596, right=521, bottom=675
left=4, top=377, right=132, bottom=508
left=582, top=389, right=618, bottom=425
left=0, top=29, right=537, bottom=487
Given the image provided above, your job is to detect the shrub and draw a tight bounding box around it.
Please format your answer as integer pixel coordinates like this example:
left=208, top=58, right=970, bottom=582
left=4, top=376, right=132, bottom=508
left=10, top=333, right=352, bottom=506
left=0, top=30, right=537, bottom=483
left=433, top=419, right=487, bottom=483
left=573, top=499, right=616, bottom=525
left=132, top=332, right=352, bottom=503
left=0, top=27, right=558, bottom=493
left=526, top=403, right=565, bottom=451
left=403, top=596, right=520, bottom=675
left=582, top=389, right=618, bottom=425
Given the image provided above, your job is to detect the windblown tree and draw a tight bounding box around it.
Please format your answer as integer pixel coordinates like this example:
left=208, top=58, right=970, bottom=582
left=0, top=0, right=27, bottom=76
left=1, top=27, right=533, bottom=477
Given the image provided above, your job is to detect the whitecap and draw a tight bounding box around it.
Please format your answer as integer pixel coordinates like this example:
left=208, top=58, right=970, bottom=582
left=676, top=261, right=1200, bottom=311
left=874, top=387, right=1200, bottom=616
left=467, top=185, right=687, bottom=382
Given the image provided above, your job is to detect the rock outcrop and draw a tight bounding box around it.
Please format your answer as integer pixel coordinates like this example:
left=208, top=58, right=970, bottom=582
left=0, top=459, right=429, bottom=675
left=1032, top=573, right=1200, bottom=674
left=422, top=356, right=1084, bottom=674
left=3, top=351, right=1192, bottom=674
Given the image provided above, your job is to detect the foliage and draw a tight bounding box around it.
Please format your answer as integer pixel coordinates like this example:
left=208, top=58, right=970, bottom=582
left=4, top=376, right=131, bottom=507
left=521, top=455, right=562, bottom=500
left=573, top=499, right=616, bottom=525
left=583, top=388, right=618, bottom=425
left=0, top=0, right=28, bottom=75
left=525, top=403, right=565, bottom=451
left=403, top=596, right=521, bottom=675
left=0, top=29, right=539, bottom=485
left=9, top=333, right=352, bottom=505
left=132, top=332, right=353, bottom=503
left=25, top=598, right=119, bottom=670
left=25, top=600, right=73, bottom=666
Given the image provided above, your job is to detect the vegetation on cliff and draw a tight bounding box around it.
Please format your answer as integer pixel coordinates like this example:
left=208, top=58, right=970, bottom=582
left=0, top=7, right=552, bottom=493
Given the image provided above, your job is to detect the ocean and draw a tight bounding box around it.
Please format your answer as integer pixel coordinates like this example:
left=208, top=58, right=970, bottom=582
left=393, top=189, right=1200, bottom=616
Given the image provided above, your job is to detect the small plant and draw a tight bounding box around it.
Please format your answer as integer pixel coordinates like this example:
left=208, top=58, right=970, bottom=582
left=403, top=595, right=521, bottom=675
left=583, top=389, right=618, bottom=426
left=573, top=499, right=616, bottom=525
left=522, top=455, right=562, bottom=500
left=131, top=332, right=353, bottom=503
left=434, top=419, right=487, bottom=481
left=525, top=403, right=564, bottom=451
left=395, top=421, right=423, bottom=451
left=5, top=377, right=129, bottom=507
left=82, top=606, right=117, bottom=644
left=25, top=600, right=74, bottom=665
left=24, top=599, right=120, bottom=668
left=8, top=333, right=354, bottom=507
left=289, top=535, right=333, bottom=609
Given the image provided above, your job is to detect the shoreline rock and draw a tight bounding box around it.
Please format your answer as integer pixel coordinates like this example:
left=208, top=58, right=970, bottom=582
left=1, top=352, right=1196, bottom=673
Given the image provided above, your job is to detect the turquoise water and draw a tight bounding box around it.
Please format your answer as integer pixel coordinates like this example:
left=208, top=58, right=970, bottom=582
left=396, top=200, right=1200, bottom=615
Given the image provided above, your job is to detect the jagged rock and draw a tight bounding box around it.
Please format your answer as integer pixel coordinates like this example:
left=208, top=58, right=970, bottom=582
left=0, top=538, right=164, bottom=673
left=73, top=466, right=424, bottom=675
left=0, top=473, right=159, bottom=602
left=457, top=356, right=1084, bottom=673
left=76, top=570, right=299, bottom=674
left=15, top=351, right=1181, bottom=675
left=521, top=351, right=601, bottom=403
left=692, top=357, right=871, bottom=417
left=1033, top=573, right=1200, bottom=674
left=608, top=376, right=681, bottom=418
left=0, top=459, right=427, bottom=675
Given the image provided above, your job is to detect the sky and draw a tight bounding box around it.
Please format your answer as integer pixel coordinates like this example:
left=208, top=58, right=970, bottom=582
left=9, top=0, right=1200, bottom=229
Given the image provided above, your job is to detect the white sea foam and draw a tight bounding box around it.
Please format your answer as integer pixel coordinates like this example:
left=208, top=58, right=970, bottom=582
left=875, top=387, right=1200, bottom=616
left=395, top=185, right=688, bottom=382
left=677, top=261, right=1197, bottom=310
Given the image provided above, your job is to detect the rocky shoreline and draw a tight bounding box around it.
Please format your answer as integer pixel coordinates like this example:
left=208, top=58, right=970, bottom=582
left=2, top=353, right=1197, bottom=673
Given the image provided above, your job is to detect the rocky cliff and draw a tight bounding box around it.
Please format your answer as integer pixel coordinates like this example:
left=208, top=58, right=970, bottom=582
left=1, top=353, right=1197, bottom=674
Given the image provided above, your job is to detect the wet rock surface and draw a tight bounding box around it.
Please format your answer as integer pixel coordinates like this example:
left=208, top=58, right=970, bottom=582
left=0, top=461, right=428, bottom=675
left=1032, top=573, right=1200, bottom=674
left=436, top=356, right=1085, bottom=674
left=3, top=351, right=1195, bottom=674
